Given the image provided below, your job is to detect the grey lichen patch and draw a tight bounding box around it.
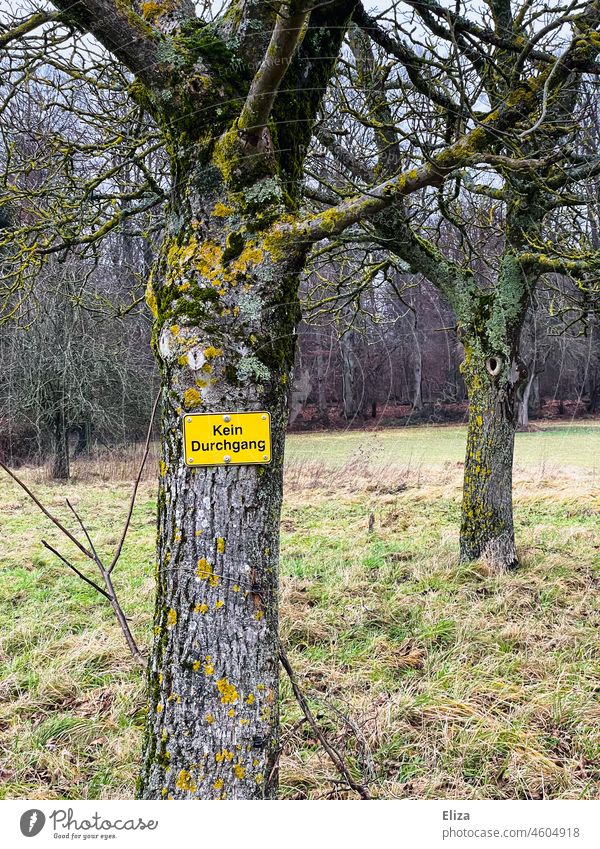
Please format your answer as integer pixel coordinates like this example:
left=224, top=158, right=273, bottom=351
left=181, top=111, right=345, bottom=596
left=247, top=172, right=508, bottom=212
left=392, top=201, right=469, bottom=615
left=242, top=176, right=285, bottom=209
left=236, top=355, right=270, bottom=384
left=156, top=38, right=188, bottom=69
left=238, top=293, right=262, bottom=320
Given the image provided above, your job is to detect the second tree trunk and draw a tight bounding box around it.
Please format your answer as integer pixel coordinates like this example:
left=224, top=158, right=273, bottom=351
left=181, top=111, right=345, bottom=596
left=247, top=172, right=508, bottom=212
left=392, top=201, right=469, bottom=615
left=460, top=343, right=521, bottom=571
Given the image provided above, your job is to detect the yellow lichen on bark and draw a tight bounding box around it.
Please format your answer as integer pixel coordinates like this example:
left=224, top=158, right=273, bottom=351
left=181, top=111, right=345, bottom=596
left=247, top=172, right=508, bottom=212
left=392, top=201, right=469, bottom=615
left=216, top=677, right=239, bottom=704
left=183, top=387, right=202, bottom=408
left=196, top=558, right=219, bottom=586
left=175, top=769, right=197, bottom=793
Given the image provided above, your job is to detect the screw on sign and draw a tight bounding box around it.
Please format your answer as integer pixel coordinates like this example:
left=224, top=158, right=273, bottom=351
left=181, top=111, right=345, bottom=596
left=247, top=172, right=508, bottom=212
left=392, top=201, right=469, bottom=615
left=183, top=411, right=272, bottom=467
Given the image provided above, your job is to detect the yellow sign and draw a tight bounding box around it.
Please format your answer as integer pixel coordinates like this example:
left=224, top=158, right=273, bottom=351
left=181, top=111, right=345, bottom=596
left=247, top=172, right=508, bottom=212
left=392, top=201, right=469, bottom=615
left=183, top=411, right=271, bottom=467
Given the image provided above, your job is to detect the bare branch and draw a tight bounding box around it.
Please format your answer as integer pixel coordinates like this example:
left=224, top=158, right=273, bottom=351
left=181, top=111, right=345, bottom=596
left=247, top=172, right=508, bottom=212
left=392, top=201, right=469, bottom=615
left=41, top=539, right=113, bottom=600
left=0, top=10, right=58, bottom=48
left=279, top=646, right=372, bottom=799
left=49, top=0, right=164, bottom=87
left=353, top=4, right=462, bottom=116
left=108, top=390, right=160, bottom=573
left=67, top=498, right=101, bottom=562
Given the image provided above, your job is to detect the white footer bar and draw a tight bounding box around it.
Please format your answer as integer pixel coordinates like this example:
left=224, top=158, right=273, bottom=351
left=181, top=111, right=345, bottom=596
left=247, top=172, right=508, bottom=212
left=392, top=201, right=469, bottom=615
left=1, top=799, right=598, bottom=848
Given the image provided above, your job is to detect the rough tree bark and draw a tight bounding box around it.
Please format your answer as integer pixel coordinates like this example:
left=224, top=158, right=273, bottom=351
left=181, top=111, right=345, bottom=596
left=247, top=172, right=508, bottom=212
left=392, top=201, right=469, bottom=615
left=458, top=257, right=530, bottom=571
left=410, top=320, right=423, bottom=412
left=459, top=342, right=521, bottom=569
left=315, top=345, right=330, bottom=421
left=289, top=367, right=311, bottom=425
left=340, top=328, right=361, bottom=420
left=588, top=324, right=600, bottom=412
left=517, top=309, right=543, bottom=430
left=136, top=157, right=307, bottom=799
left=72, top=421, right=92, bottom=457
left=517, top=374, right=534, bottom=430
left=120, top=0, right=357, bottom=800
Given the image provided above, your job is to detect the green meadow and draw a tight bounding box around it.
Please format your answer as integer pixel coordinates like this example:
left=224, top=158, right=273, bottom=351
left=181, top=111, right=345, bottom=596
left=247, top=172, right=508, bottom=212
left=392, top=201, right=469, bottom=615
left=1, top=421, right=599, bottom=799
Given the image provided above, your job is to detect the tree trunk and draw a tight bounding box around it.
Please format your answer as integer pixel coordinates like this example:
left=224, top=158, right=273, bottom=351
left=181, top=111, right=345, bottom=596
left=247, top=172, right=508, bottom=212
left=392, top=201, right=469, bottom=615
left=136, top=161, right=304, bottom=800
left=340, top=328, right=360, bottom=419
left=315, top=345, right=329, bottom=421
left=457, top=251, right=532, bottom=572
left=51, top=407, right=70, bottom=480
left=411, top=326, right=423, bottom=412
left=529, top=374, right=541, bottom=416
left=289, top=367, right=311, bottom=426
left=452, top=341, right=466, bottom=402
left=517, top=370, right=536, bottom=430
left=460, top=345, right=520, bottom=570
left=589, top=375, right=600, bottom=413
left=588, top=326, right=600, bottom=412
left=72, top=420, right=92, bottom=457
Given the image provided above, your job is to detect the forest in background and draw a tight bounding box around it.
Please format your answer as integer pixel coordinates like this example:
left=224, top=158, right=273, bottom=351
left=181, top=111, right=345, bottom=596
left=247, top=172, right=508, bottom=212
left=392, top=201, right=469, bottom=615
left=2, top=11, right=600, bottom=477
left=2, top=160, right=600, bottom=476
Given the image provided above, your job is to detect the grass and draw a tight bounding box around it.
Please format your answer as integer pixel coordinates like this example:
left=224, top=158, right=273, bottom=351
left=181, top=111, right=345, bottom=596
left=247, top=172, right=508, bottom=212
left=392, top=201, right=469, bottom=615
left=287, top=420, right=600, bottom=473
left=1, top=421, right=599, bottom=799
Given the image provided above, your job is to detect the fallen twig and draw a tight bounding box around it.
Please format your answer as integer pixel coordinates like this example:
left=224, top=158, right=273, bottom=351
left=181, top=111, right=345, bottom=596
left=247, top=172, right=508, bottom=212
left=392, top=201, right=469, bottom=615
left=279, top=645, right=372, bottom=799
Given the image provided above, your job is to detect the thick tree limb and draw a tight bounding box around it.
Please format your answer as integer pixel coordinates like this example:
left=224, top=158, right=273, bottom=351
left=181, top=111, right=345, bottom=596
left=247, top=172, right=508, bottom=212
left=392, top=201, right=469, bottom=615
left=238, top=2, right=309, bottom=142
left=519, top=252, right=600, bottom=274
left=49, top=0, right=164, bottom=87
left=294, top=125, right=489, bottom=242
left=316, top=128, right=373, bottom=184
left=548, top=156, right=600, bottom=189
left=271, top=0, right=358, bottom=194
